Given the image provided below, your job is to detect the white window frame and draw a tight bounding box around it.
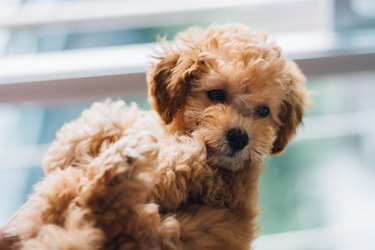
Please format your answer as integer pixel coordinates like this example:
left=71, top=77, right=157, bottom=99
left=1, top=31, right=375, bottom=104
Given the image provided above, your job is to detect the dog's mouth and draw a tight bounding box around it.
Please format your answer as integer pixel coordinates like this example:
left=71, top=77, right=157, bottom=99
left=205, top=143, right=250, bottom=172
left=222, top=147, right=242, bottom=158
left=191, top=122, right=251, bottom=171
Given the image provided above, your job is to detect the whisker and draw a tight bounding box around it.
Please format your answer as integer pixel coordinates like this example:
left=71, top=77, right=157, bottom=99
left=252, top=148, right=263, bottom=156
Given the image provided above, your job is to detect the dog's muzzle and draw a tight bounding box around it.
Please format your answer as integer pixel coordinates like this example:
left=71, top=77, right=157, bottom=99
left=226, top=128, right=249, bottom=155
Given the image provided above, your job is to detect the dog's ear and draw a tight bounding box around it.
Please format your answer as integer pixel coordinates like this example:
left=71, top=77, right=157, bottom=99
left=272, top=61, right=306, bottom=154
left=147, top=48, right=203, bottom=124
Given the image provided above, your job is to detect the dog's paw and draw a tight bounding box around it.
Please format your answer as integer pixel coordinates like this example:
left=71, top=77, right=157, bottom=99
left=88, top=131, right=159, bottom=175
left=108, top=131, right=158, bottom=163
left=120, top=130, right=159, bottom=163
left=78, top=131, right=158, bottom=216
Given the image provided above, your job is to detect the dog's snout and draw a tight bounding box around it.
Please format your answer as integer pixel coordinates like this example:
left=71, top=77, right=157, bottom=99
left=226, top=128, right=249, bottom=153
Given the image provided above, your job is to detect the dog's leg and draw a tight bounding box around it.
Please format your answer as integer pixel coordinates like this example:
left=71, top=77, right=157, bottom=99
left=152, top=134, right=217, bottom=211
left=70, top=132, right=161, bottom=250
left=153, top=163, right=215, bottom=211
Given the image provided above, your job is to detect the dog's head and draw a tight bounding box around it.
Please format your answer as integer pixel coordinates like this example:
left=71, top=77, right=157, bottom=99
left=148, top=24, right=307, bottom=171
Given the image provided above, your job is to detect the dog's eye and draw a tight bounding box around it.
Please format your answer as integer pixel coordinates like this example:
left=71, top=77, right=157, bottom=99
left=207, top=89, right=226, bottom=102
left=255, top=105, right=270, bottom=118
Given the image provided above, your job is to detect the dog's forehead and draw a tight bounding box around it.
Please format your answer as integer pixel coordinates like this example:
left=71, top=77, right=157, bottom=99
left=199, top=61, right=286, bottom=97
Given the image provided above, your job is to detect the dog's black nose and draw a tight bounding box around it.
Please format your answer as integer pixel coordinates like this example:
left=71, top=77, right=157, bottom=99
left=226, top=128, right=249, bottom=153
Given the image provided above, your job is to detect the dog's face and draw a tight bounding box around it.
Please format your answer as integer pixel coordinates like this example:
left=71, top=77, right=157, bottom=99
left=148, top=25, right=306, bottom=171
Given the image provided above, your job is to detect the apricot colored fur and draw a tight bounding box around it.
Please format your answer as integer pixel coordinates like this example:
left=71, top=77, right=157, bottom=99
left=0, top=24, right=306, bottom=250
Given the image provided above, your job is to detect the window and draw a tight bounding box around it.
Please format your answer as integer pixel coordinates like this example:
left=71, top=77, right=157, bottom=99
left=333, top=0, right=375, bottom=31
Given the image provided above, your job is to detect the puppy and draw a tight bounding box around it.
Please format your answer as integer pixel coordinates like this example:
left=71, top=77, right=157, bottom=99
left=147, top=24, right=306, bottom=249
left=0, top=24, right=306, bottom=250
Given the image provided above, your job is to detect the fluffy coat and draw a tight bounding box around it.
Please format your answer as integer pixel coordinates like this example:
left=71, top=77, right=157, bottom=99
left=0, top=24, right=307, bottom=250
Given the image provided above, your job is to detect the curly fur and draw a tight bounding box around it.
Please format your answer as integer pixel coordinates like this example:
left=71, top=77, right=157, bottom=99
left=0, top=24, right=307, bottom=250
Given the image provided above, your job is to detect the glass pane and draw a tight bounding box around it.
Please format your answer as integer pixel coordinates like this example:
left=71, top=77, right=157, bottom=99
left=352, top=0, right=375, bottom=17
left=259, top=72, right=375, bottom=235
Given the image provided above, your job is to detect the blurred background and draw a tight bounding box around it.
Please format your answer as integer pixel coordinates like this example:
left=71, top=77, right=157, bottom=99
left=0, top=0, right=374, bottom=249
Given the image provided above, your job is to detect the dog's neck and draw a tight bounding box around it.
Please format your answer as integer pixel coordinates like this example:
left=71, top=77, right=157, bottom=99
left=209, top=161, right=262, bottom=209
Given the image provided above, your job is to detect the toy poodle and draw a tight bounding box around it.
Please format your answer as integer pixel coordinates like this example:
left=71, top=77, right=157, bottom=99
left=0, top=24, right=307, bottom=250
